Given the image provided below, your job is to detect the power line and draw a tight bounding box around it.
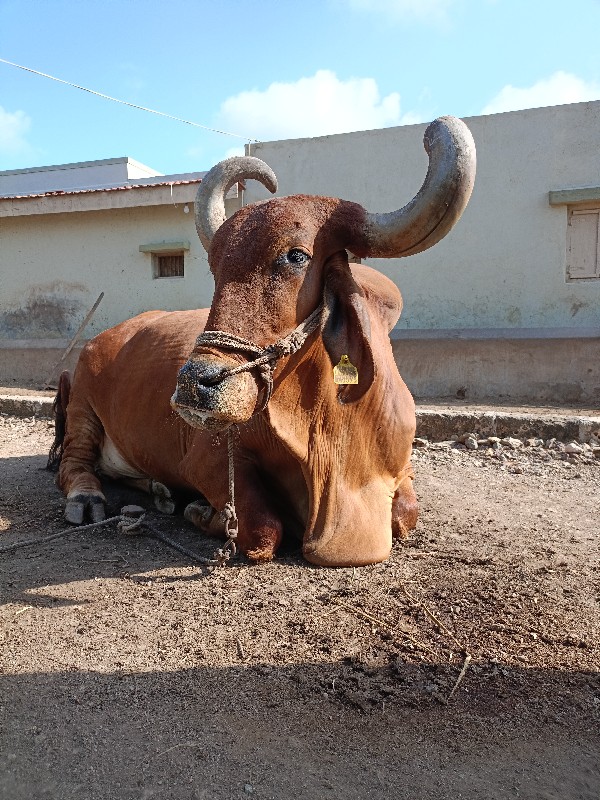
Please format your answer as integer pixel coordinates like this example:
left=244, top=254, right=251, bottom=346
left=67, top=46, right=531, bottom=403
left=0, top=57, right=259, bottom=142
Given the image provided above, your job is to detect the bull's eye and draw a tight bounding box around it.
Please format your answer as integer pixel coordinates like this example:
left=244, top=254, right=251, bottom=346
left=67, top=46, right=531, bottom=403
left=287, top=248, right=310, bottom=265
left=274, top=248, right=311, bottom=272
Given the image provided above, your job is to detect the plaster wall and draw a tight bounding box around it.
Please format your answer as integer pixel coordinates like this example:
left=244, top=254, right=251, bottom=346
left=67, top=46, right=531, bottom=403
left=244, top=101, right=600, bottom=334
left=0, top=203, right=215, bottom=342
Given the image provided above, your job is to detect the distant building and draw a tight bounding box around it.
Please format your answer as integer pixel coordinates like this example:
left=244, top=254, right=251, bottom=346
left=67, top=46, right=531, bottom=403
left=1, top=101, right=599, bottom=401
left=0, top=158, right=240, bottom=384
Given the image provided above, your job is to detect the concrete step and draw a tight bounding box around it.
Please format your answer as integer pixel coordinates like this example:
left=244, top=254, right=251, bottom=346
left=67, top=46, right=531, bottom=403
left=2, top=389, right=598, bottom=443
left=415, top=402, right=600, bottom=443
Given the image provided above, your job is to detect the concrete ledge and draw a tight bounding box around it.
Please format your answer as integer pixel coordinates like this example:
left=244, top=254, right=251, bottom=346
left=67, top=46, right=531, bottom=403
left=2, top=392, right=599, bottom=442
left=392, top=337, right=600, bottom=404
left=549, top=186, right=600, bottom=205
left=416, top=408, right=600, bottom=443
left=0, top=394, right=54, bottom=418
left=3, top=334, right=599, bottom=404
left=0, top=343, right=84, bottom=385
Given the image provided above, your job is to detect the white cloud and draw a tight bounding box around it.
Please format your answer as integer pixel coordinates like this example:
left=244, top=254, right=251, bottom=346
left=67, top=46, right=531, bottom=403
left=481, top=71, right=600, bottom=115
left=222, top=145, right=245, bottom=159
left=343, top=0, right=456, bottom=23
left=0, top=105, right=32, bottom=156
left=215, top=70, right=420, bottom=143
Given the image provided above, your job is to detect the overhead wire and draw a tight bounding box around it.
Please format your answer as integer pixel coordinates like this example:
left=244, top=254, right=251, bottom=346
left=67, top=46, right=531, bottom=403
left=0, top=57, right=259, bottom=143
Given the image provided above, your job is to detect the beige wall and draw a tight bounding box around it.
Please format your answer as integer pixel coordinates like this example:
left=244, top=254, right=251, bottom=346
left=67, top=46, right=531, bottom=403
left=1, top=204, right=214, bottom=341
left=245, top=101, right=600, bottom=334
left=0, top=184, right=240, bottom=384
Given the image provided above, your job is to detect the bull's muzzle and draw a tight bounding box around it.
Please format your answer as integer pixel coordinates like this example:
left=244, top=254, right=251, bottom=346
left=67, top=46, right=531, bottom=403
left=171, top=354, right=259, bottom=431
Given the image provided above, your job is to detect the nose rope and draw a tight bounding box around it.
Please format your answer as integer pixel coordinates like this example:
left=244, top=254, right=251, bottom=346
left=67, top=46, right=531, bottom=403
left=189, top=303, right=324, bottom=564
left=192, top=303, right=325, bottom=414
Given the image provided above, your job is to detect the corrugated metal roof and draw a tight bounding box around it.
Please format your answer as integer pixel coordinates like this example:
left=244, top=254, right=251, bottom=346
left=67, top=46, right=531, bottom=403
left=0, top=177, right=203, bottom=201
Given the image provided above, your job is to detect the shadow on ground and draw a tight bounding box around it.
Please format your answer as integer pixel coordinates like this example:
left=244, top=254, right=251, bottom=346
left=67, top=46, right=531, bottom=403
left=1, top=662, right=599, bottom=800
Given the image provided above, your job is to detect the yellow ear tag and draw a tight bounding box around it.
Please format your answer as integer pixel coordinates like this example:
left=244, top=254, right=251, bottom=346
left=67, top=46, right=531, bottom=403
left=333, top=355, right=359, bottom=385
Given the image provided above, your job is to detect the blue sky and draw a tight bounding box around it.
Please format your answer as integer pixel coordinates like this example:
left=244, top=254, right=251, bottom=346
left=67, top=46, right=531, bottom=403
left=1, top=0, right=600, bottom=175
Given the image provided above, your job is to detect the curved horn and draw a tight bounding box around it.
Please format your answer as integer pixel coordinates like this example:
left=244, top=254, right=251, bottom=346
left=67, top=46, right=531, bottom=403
left=195, top=156, right=278, bottom=252
left=362, top=116, right=476, bottom=258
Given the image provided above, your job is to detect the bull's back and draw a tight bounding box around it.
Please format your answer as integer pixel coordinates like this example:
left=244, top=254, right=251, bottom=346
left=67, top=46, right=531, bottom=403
left=73, top=309, right=210, bottom=486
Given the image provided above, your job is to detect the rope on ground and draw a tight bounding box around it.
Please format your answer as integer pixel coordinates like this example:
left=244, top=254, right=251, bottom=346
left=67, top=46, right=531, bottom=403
left=0, top=515, right=122, bottom=554
left=0, top=507, right=226, bottom=566
left=397, top=580, right=472, bottom=703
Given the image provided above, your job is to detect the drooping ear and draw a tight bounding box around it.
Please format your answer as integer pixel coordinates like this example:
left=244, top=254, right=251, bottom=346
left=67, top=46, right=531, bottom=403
left=321, top=251, right=376, bottom=403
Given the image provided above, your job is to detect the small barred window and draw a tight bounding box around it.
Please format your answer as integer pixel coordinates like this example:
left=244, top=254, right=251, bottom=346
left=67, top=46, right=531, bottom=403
left=154, top=252, right=185, bottom=278
left=567, top=208, right=600, bottom=280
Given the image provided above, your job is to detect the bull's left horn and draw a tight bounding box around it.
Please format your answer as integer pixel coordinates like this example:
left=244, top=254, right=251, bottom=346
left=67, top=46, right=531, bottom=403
left=195, top=156, right=278, bottom=252
left=362, top=116, right=476, bottom=258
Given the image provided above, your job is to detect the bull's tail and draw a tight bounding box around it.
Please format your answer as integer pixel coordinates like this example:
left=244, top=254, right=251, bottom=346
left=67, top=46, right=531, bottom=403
left=46, top=370, right=71, bottom=471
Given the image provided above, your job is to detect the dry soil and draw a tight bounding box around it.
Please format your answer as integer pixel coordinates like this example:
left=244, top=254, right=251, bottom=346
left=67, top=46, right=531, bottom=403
left=0, top=416, right=599, bottom=800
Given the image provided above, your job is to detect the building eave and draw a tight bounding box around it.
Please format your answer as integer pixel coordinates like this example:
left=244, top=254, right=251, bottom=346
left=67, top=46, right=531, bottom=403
left=0, top=179, right=204, bottom=217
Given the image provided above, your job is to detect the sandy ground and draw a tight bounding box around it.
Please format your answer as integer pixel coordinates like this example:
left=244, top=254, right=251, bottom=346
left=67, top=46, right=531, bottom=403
left=0, top=416, right=599, bottom=800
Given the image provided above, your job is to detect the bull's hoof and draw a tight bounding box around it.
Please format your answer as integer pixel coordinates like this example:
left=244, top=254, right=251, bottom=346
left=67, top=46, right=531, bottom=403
left=245, top=546, right=275, bottom=563
left=65, top=492, right=106, bottom=525
left=184, top=500, right=222, bottom=532
left=150, top=480, right=176, bottom=515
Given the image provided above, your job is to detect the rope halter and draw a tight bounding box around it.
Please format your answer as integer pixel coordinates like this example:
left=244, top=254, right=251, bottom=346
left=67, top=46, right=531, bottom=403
left=192, top=303, right=325, bottom=415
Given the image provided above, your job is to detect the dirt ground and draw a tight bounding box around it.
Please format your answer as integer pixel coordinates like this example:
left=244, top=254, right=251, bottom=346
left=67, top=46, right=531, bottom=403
left=0, top=415, right=598, bottom=800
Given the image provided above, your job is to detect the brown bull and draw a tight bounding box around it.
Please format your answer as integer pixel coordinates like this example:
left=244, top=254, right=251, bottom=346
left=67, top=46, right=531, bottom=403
left=51, top=116, right=475, bottom=566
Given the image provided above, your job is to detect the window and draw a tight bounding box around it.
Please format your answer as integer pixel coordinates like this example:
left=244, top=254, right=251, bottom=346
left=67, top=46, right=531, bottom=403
left=549, top=188, right=600, bottom=282
left=139, top=240, right=190, bottom=279
left=567, top=208, right=600, bottom=280
left=154, top=252, right=185, bottom=278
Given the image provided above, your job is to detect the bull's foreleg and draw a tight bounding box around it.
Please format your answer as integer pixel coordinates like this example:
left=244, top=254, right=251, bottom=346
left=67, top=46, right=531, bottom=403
left=57, top=399, right=107, bottom=525
left=185, top=481, right=283, bottom=562
left=391, top=471, right=419, bottom=539
left=180, top=449, right=283, bottom=562
left=231, top=473, right=284, bottom=562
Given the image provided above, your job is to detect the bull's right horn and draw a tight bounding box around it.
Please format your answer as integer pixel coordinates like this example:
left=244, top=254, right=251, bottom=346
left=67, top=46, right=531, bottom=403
left=195, top=156, right=278, bottom=252
left=362, top=116, right=476, bottom=258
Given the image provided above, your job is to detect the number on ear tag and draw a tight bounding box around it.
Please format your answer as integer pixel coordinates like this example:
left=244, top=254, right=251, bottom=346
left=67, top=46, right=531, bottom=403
left=333, top=355, right=359, bottom=385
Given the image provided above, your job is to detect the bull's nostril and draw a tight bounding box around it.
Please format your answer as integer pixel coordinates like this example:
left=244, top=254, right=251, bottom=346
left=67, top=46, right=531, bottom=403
left=202, top=370, right=224, bottom=387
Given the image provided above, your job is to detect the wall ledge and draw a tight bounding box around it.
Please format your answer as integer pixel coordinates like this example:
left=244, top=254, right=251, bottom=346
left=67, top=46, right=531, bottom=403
left=549, top=186, right=600, bottom=206
left=391, top=327, right=600, bottom=341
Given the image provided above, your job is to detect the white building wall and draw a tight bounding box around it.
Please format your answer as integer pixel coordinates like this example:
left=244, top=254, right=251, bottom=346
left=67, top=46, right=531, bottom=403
left=244, top=101, right=600, bottom=334
left=0, top=203, right=214, bottom=341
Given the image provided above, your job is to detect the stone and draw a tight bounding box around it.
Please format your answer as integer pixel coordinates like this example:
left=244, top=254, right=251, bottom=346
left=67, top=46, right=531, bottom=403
left=413, top=437, right=429, bottom=448
left=564, top=442, right=584, bottom=455
left=501, top=437, right=522, bottom=450
left=464, top=435, right=478, bottom=450
left=526, top=438, right=544, bottom=448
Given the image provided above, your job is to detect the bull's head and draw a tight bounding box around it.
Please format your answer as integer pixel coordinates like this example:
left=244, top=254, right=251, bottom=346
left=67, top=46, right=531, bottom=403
left=172, top=116, right=475, bottom=429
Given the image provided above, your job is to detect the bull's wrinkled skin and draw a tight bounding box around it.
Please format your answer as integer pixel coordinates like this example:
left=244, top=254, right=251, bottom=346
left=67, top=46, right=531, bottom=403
left=54, top=116, right=475, bottom=566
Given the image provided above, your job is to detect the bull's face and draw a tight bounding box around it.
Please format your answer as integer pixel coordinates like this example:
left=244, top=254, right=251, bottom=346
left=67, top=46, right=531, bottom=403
left=172, top=117, right=476, bottom=430
left=172, top=195, right=373, bottom=430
